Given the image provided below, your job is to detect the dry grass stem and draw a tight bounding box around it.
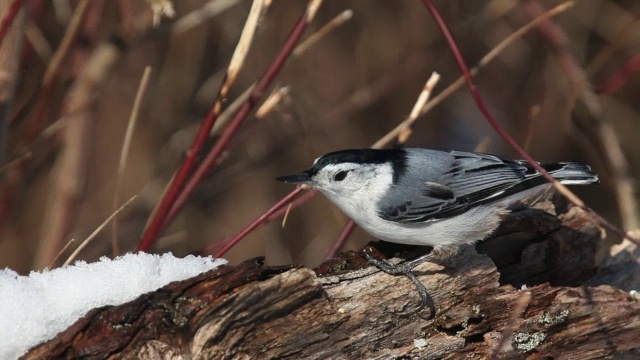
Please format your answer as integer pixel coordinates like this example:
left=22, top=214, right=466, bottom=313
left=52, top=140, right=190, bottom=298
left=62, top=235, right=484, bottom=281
left=523, top=105, right=541, bottom=152
left=306, top=0, right=323, bottom=22
left=146, top=0, right=175, bottom=27
left=586, top=7, right=639, bottom=76
left=281, top=203, right=293, bottom=228
left=473, top=136, right=491, bottom=153
left=256, top=86, right=290, bottom=119
left=48, top=238, right=76, bottom=269
left=173, top=0, right=244, bottom=35
left=63, top=196, right=138, bottom=267
left=423, top=0, right=584, bottom=210
left=42, top=0, right=90, bottom=86
left=25, top=22, right=53, bottom=62
left=396, top=72, right=440, bottom=145
left=214, top=187, right=305, bottom=257
left=293, top=9, right=353, bottom=57
left=227, top=0, right=267, bottom=83
left=111, top=66, right=152, bottom=256
left=0, top=0, right=24, bottom=47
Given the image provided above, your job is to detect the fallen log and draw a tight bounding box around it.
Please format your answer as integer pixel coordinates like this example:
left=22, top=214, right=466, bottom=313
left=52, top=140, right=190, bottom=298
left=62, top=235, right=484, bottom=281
left=23, top=197, right=640, bottom=359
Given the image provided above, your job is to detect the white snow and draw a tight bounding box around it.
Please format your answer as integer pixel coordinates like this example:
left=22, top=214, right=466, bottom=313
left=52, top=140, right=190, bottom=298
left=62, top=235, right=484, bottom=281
left=0, top=253, right=226, bottom=359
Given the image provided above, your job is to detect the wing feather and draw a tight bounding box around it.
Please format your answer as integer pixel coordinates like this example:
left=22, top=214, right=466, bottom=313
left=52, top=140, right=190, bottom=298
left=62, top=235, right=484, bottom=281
left=378, top=151, right=530, bottom=223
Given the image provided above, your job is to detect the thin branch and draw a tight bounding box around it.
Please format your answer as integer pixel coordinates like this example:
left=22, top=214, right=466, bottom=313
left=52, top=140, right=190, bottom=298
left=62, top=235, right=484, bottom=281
left=267, top=188, right=318, bottom=221
left=213, top=187, right=305, bottom=257
left=41, top=0, right=91, bottom=88
left=63, top=195, right=138, bottom=266
left=48, top=238, right=76, bottom=269
left=227, top=0, right=267, bottom=83
left=324, top=220, right=357, bottom=261
left=293, top=9, right=352, bottom=57
left=137, top=0, right=268, bottom=252
left=0, top=0, right=24, bottom=47
left=255, top=86, right=290, bottom=119
left=395, top=72, right=441, bottom=146
left=111, top=66, right=152, bottom=256
left=594, top=54, right=640, bottom=95
left=173, top=0, right=244, bottom=35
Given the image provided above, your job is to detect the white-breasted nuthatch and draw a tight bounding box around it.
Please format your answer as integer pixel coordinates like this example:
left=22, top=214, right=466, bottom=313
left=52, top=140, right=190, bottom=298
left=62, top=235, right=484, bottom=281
left=277, top=148, right=598, bottom=315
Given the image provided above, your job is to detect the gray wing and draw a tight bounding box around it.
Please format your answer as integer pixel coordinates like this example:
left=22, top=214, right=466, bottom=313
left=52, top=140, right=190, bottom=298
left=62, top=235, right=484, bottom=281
left=378, top=150, right=530, bottom=223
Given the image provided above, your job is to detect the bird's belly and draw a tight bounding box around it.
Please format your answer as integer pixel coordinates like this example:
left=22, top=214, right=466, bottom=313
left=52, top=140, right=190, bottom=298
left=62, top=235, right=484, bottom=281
left=351, top=204, right=505, bottom=249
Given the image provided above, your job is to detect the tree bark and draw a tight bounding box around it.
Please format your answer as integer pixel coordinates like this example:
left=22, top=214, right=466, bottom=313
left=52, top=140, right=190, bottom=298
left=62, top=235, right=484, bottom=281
left=23, top=197, right=640, bottom=359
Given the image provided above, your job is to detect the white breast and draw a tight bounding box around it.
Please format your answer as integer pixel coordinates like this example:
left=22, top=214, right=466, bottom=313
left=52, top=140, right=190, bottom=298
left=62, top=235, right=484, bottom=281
left=321, top=183, right=550, bottom=252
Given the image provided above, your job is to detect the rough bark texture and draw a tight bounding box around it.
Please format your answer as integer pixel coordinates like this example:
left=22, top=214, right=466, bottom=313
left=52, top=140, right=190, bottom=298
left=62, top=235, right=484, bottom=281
left=23, top=197, right=640, bottom=359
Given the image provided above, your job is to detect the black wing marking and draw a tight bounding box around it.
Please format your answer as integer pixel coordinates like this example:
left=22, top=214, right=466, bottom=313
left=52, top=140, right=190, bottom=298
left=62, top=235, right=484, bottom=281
left=378, top=151, right=583, bottom=223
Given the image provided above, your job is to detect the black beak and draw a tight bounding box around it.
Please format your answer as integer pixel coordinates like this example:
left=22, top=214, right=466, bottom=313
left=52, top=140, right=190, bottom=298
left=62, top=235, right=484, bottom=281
left=276, top=171, right=312, bottom=184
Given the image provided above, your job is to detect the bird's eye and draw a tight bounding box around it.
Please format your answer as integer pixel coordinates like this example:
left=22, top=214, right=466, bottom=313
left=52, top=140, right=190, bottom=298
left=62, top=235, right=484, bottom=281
left=334, top=170, right=349, bottom=181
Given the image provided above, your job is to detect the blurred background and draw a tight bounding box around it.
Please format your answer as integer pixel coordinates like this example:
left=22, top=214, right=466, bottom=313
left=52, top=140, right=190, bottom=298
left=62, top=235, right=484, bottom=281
left=0, top=0, right=638, bottom=273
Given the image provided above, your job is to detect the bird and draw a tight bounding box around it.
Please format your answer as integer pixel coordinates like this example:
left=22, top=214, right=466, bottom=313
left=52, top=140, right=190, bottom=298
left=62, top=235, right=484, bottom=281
left=276, top=148, right=598, bottom=315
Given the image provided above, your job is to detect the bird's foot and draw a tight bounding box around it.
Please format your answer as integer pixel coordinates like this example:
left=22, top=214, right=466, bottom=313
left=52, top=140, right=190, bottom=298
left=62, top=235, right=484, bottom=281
left=362, top=248, right=436, bottom=319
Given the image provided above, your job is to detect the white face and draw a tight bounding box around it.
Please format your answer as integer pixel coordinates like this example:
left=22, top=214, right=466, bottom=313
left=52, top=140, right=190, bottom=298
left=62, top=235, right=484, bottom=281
left=310, top=162, right=394, bottom=201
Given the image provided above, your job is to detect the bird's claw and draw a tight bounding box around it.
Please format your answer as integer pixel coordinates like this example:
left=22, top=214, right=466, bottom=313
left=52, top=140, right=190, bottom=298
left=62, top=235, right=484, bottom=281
left=362, top=249, right=436, bottom=318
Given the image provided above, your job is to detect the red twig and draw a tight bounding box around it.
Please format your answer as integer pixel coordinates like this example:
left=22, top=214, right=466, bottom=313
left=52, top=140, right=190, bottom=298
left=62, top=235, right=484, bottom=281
left=135, top=74, right=231, bottom=252
left=160, top=7, right=320, bottom=235
left=214, top=187, right=305, bottom=257
left=197, top=187, right=316, bottom=255
left=421, top=0, right=552, bottom=180
left=0, top=0, right=23, bottom=47
left=421, top=0, right=637, bottom=245
left=199, top=237, right=229, bottom=256
left=324, top=220, right=357, bottom=260
left=137, top=0, right=272, bottom=252
left=595, top=54, right=640, bottom=95
left=138, top=2, right=322, bottom=253
left=266, top=188, right=318, bottom=221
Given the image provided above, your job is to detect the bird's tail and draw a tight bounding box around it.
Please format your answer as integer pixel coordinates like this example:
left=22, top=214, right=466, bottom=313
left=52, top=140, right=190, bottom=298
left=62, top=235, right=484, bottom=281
left=520, top=161, right=599, bottom=185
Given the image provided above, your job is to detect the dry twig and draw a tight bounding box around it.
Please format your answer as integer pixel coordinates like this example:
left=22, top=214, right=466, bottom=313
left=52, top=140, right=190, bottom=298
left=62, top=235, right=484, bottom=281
left=63, top=196, right=138, bottom=266
left=111, top=66, right=152, bottom=256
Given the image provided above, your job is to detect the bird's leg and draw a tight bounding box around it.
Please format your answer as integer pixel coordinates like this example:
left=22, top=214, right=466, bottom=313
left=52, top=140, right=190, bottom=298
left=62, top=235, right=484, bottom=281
left=362, top=249, right=436, bottom=318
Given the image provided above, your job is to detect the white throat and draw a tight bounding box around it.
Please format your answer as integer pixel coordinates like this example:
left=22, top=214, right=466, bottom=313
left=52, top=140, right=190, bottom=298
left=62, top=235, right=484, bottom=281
left=317, top=163, right=395, bottom=229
